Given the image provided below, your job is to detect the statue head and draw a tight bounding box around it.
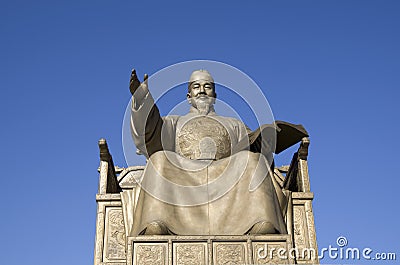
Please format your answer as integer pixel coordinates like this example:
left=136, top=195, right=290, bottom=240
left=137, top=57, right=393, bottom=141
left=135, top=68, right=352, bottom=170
left=187, top=70, right=217, bottom=114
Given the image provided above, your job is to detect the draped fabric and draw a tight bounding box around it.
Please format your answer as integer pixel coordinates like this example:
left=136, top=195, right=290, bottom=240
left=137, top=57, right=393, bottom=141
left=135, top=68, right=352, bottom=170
left=128, top=150, right=287, bottom=235
left=125, top=90, right=287, bottom=235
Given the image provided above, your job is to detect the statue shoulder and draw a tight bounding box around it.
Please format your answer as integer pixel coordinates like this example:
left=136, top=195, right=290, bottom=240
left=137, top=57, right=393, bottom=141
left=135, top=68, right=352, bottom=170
left=162, top=115, right=180, bottom=122
left=218, top=115, right=247, bottom=127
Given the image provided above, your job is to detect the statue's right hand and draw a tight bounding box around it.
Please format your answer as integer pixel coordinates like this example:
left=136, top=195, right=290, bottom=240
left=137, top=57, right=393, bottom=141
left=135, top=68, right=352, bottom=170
left=129, top=69, right=148, bottom=95
left=129, top=69, right=140, bottom=95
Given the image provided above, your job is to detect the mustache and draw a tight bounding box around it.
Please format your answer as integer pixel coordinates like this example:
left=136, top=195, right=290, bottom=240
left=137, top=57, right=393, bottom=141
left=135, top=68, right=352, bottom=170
left=194, top=95, right=213, bottom=102
left=195, top=93, right=213, bottom=98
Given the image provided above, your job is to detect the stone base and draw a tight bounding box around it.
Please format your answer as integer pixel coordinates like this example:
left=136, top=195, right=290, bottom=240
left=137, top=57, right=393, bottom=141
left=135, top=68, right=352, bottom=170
left=127, top=235, right=295, bottom=265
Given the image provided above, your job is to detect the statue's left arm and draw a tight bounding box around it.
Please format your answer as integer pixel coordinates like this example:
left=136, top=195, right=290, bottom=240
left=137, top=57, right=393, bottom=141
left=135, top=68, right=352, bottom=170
left=249, top=121, right=309, bottom=155
left=129, top=69, right=164, bottom=158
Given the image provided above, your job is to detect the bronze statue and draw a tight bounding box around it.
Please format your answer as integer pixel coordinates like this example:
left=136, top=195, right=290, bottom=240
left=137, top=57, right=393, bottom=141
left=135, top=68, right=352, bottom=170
left=126, top=69, right=308, bottom=236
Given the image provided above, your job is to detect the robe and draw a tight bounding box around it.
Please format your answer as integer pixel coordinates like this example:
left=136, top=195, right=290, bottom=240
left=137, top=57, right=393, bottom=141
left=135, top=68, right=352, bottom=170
left=125, top=86, right=287, bottom=235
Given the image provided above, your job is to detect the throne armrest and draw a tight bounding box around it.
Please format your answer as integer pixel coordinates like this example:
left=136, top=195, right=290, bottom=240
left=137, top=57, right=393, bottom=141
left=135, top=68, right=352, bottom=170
left=283, top=137, right=311, bottom=192
left=98, top=138, right=122, bottom=194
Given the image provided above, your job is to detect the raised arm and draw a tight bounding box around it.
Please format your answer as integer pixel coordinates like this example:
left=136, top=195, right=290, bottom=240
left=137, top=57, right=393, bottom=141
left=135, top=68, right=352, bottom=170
left=129, top=69, right=164, bottom=158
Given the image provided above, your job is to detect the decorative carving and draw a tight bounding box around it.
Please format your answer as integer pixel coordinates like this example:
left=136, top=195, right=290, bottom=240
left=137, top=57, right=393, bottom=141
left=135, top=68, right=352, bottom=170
left=135, top=244, right=166, bottom=265
left=175, top=244, right=206, bottom=265
left=119, top=170, right=143, bottom=188
left=214, top=243, right=246, bottom=265
left=298, top=137, right=309, bottom=160
left=98, top=138, right=121, bottom=194
left=177, top=116, right=231, bottom=160
left=125, top=236, right=296, bottom=265
left=293, top=206, right=309, bottom=260
left=105, top=209, right=126, bottom=260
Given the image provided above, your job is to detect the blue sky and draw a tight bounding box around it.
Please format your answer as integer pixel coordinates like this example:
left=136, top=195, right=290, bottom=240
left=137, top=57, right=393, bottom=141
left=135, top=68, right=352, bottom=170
left=1, top=0, right=399, bottom=264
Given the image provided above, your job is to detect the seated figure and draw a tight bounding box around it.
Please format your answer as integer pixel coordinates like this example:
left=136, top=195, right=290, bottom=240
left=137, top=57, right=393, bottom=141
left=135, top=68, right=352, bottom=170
left=127, top=69, right=307, bottom=236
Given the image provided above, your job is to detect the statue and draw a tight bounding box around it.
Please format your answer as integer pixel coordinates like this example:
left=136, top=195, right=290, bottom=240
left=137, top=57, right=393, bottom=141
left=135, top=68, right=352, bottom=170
left=125, top=69, right=308, bottom=236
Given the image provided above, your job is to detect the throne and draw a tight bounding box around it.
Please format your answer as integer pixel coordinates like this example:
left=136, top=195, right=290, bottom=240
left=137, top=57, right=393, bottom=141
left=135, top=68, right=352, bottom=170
left=93, top=137, right=319, bottom=264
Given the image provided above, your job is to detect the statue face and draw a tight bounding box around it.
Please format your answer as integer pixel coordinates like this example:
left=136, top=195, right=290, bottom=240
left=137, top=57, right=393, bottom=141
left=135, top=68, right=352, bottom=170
left=187, top=70, right=216, bottom=100
left=187, top=70, right=217, bottom=114
left=188, top=80, right=216, bottom=99
left=187, top=80, right=216, bottom=114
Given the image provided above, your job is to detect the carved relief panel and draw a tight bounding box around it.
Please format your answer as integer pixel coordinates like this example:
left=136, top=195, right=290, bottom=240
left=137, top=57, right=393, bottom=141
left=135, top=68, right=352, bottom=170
left=213, top=242, right=248, bottom=265
left=174, top=243, right=208, bottom=265
left=103, top=207, right=126, bottom=262
left=133, top=243, right=168, bottom=265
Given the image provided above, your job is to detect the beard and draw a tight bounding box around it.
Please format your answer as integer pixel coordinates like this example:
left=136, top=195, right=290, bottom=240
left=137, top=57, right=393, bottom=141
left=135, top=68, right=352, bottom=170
left=191, top=95, right=214, bottom=115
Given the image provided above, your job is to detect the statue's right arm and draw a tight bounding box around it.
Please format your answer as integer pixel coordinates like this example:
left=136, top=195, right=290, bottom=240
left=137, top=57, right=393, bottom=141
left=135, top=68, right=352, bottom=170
left=129, top=69, right=164, bottom=158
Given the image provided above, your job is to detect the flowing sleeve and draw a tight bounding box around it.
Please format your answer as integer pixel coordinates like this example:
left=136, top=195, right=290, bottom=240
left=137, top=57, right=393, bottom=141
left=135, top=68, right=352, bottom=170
left=130, top=86, right=164, bottom=158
